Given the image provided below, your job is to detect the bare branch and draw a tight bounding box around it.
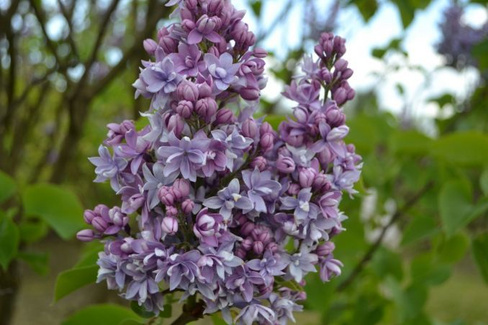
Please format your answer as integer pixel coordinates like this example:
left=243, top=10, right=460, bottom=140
left=57, top=0, right=80, bottom=61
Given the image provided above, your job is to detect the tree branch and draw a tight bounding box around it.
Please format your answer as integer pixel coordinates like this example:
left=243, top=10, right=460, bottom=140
left=336, top=180, right=435, bottom=292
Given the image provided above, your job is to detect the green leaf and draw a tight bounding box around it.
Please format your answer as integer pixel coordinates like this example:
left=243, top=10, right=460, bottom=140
left=436, top=232, right=469, bottom=264
left=438, top=180, right=473, bottom=237
left=62, top=304, right=142, bottom=325
left=410, top=254, right=451, bottom=286
left=0, top=213, right=20, bottom=270
left=250, top=0, right=262, bottom=16
left=353, top=0, right=378, bottom=22
left=431, top=132, right=488, bottom=167
left=0, top=170, right=16, bottom=204
left=160, top=304, right=173, bottom=319
left=389, top=130, right=433, bottom=155
left=130, top=301, right=155, bottom=319
left=54, top=264, right=98, bottom=302
left=18, top=251, right=49, bottom=275
left=401, top=214, right=439, bottom=246
left=472, top=233, right=488, bottom=284
left=371, top=247, right=403, bottom=281
left=481, top=168, right=488, bottom=196
left=211, top=314, right=228, bottom=325
left=392, top=0, right=415, bottom=28
left=22, top=184, right=85, bottom=240
left=18, top=219, right=49, bottom=244
left=264, top=114, right=286, bottom=131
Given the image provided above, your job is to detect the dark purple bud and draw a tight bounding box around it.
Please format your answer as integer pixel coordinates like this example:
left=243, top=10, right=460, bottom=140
left=277, top=146, right=292, bottom=157
left=77, top=229, right=96, bottom=242
left=333, top=88, right=347, bottom=106
left=319, top=68, right=333, bottom=84
left=260, top=133, right=275, bottom=151
left=258, top=283, right=273, bottom=297
left=185, top=0, right=197, bottom=10
left=297, top=291, right=307, bottom=301
left=240, top=87, right=260, bottom=101
left=158, top=186, right=175, bottom=206
left=313, top=173, right=330, bottom=192
left=253, top=48, right=268, bottom=58
left=316, top=242, right=335, bottom=257
left=143, top=39, right=158, bottom=55
left=334, top=59, right=348, bottom=72
left=180, top=8, right=194, bottom=20
left=250, top=156, right=267, bottom=171
left=173, top=179, right=191, bottom=199
left=258, top=231, right=271, bottom=245
left=215, top=108, right=235, bottom=125
left=299, top=167, right=317, bottom=188
left=92, top=217, right=108, bottom=232
left=342, top=68, right=353, bottom=80
left=196, top=15, right=216, bottom=34
left=241, top=238, right=253, bottom=251
left=177, top=81, right=199, bottom=102
left=181, top=19, right=196, bottom=32
left=235, top=213, right=247, bottom=225
left=161, top=217, right=178, bottom=235
left=286, top=134, right=304, bottom=147
left=167, top=115, right=185, bottom=137
left=326, top=106, right=346, bottom=126
left=166, top=206, right=178, bottom=217
left=83, top=210, right=97, bottom=224
left=318, top=146, right=335, bottom=165
left=195, top=97, right=218, bottom=122
left=288, top=183, right=301, bottom=196
left=242, top=119, right=258, bottom=138
left=235, top=247, right=247, bottom=259
left=266, top=242, right=279, bottom=253
left=260, top=122, right=273, bottom=134
left=160, top=35, right=178, bottom=54
left=197, top=82, right=212, bottom=98
left=109, top=208, right=128, bottom=227
left=182, top=199, right=195, bottom=214
left=207, top=45, right=220, bottom=57
left=276, top=155, right=295, bottom=173
left=208, top=0, right=224, bottom=14
left=252, top=241, right=264, bottom=255
left=176, top=100, right=194, bottom=119
left=241, top=222, right=255, bottom=236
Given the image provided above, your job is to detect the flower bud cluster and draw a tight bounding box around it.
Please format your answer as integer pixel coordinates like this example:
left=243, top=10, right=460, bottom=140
left=78, top=1, right=361, bottom=324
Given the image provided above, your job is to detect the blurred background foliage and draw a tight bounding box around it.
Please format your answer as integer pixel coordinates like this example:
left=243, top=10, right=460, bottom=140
left=1, top=0, right=488, bottom=324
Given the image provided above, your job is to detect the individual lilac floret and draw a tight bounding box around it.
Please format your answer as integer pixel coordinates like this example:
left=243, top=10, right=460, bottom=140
left=88, top=145, right=127, bottom=191
left=242, top=168, right=282, bottom=213
left=187, top=15, right=223, bottom=44
left=281, top=188, right=320, bottom=223
left=171, top=43, right=204, bottom=77
left=156, top=250, right=201, bottom=291
left=204, top=53, right=241, bottom=91
left=135, top=57, right=181, bottom=109
left=247, top=251, right=288, bottom=284
left=284, top=246, right=318, bottom=283
left=157, top=131, right=210, bottom=182
left=203, top=179, right=253, bottom=221
left=235, top=304, right=275, bottom=325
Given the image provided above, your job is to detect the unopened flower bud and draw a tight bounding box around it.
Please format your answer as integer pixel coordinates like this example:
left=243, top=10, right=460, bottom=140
left=92, top=217, right=108, bottom=232
left=83, top=210, right=97, bottom=224
left=235, top=247, right=247, bottom=259
left=258, top=231, right=272, bottom=245
left=182, top=199, right=195, bottom=214
left=161, top=217, right=178, bottom=235
left=176, top=100, right=194, bottom=119
left=215, top=108, right=235, bottom=125
left=252, top=241, right=264, bottom=255
left=77, top=229, right=96, bottom=242
left=253, top=48, right=268, bottom=58
left=173, top=179, right=191, bottom=199
left=241, top=222, right=255, bottom=236
left=299, top=168, right=317, bottom=188
left=250, top=156, right=267, bottom=171
left=167, top=115, right=185, bottom=137
left=276, top=155, right=295, bottom=173
left=240, top=87, right=260, bottom=101
left=143, top=39, right=158, bottom=55
left=177, top=81, right=199, bottom=102
left=195, top=97, right=218, bottom=122
left=241, top=238, right=253, bottom=251
left=165, top=206, right=178, bottom=217
left=313, top=173, right=330, bottom=192
left=316, top=242, right=335, bottom=257
left=242, top=119, right=258, bottom=138
left=158, top=186, right=175, bottom=206
left=267, top=242, right=279, bottom=253
left=288, top=183, right=301, bottom=195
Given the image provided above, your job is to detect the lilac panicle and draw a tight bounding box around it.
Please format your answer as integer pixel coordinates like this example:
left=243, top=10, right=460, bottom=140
left=80, top=0, right=361, bottom=323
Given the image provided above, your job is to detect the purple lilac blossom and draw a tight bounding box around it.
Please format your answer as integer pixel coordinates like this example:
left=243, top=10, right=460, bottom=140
left=79, top=0, right=361, bottom=323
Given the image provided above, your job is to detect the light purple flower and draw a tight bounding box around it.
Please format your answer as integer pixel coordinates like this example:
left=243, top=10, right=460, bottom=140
left=203, top=179, right=253, bottom=221
left=235, top=303, right=275, bottom=325
left=89, top=145, right=128, bottom=191
left=225, top=266, right=265, bottom=302
left=247, top=251, right=288, bottom=284
left=242, top=168, right=282, bottom=213
left=284, top=246, right=318, bottom=282
left=187, top=14, right=223, bottom=44
left=170, top=43, right=204, bottom=77
left=281, top=188, right=320, bottom=223
left=193, top=208, right=224, bottom=247
left=204, top=52, right=241, bottom=91
left=156, top=250, right=201, bottom=290
left=319, top=255, right=343, bottom=282
left=157, top=131, right=210, bottom=182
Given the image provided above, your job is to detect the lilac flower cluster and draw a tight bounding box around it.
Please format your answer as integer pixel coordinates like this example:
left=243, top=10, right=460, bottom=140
left=78, top=1, right=361, bottom=324
left=437, top=4, right=488, bottom=69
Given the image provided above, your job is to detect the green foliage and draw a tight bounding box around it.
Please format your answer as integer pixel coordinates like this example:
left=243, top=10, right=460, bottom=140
left=54, top=264, right=99, bottom=302
left=0, top=170, right=16, bottom=204
left=431, top=132, right=488, bottom=167
left=0, top=212, right=20, bottom=270
left=472, top=234, right=488, bottom=284
left=22, top=183, right=85, bottom=240
left=17, top=251, right=49, bottom=275
left=62, top=304, right=143, bottom=325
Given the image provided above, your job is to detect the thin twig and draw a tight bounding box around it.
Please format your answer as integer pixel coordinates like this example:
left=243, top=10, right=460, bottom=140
left=336, top=181, right=435, bottom=292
